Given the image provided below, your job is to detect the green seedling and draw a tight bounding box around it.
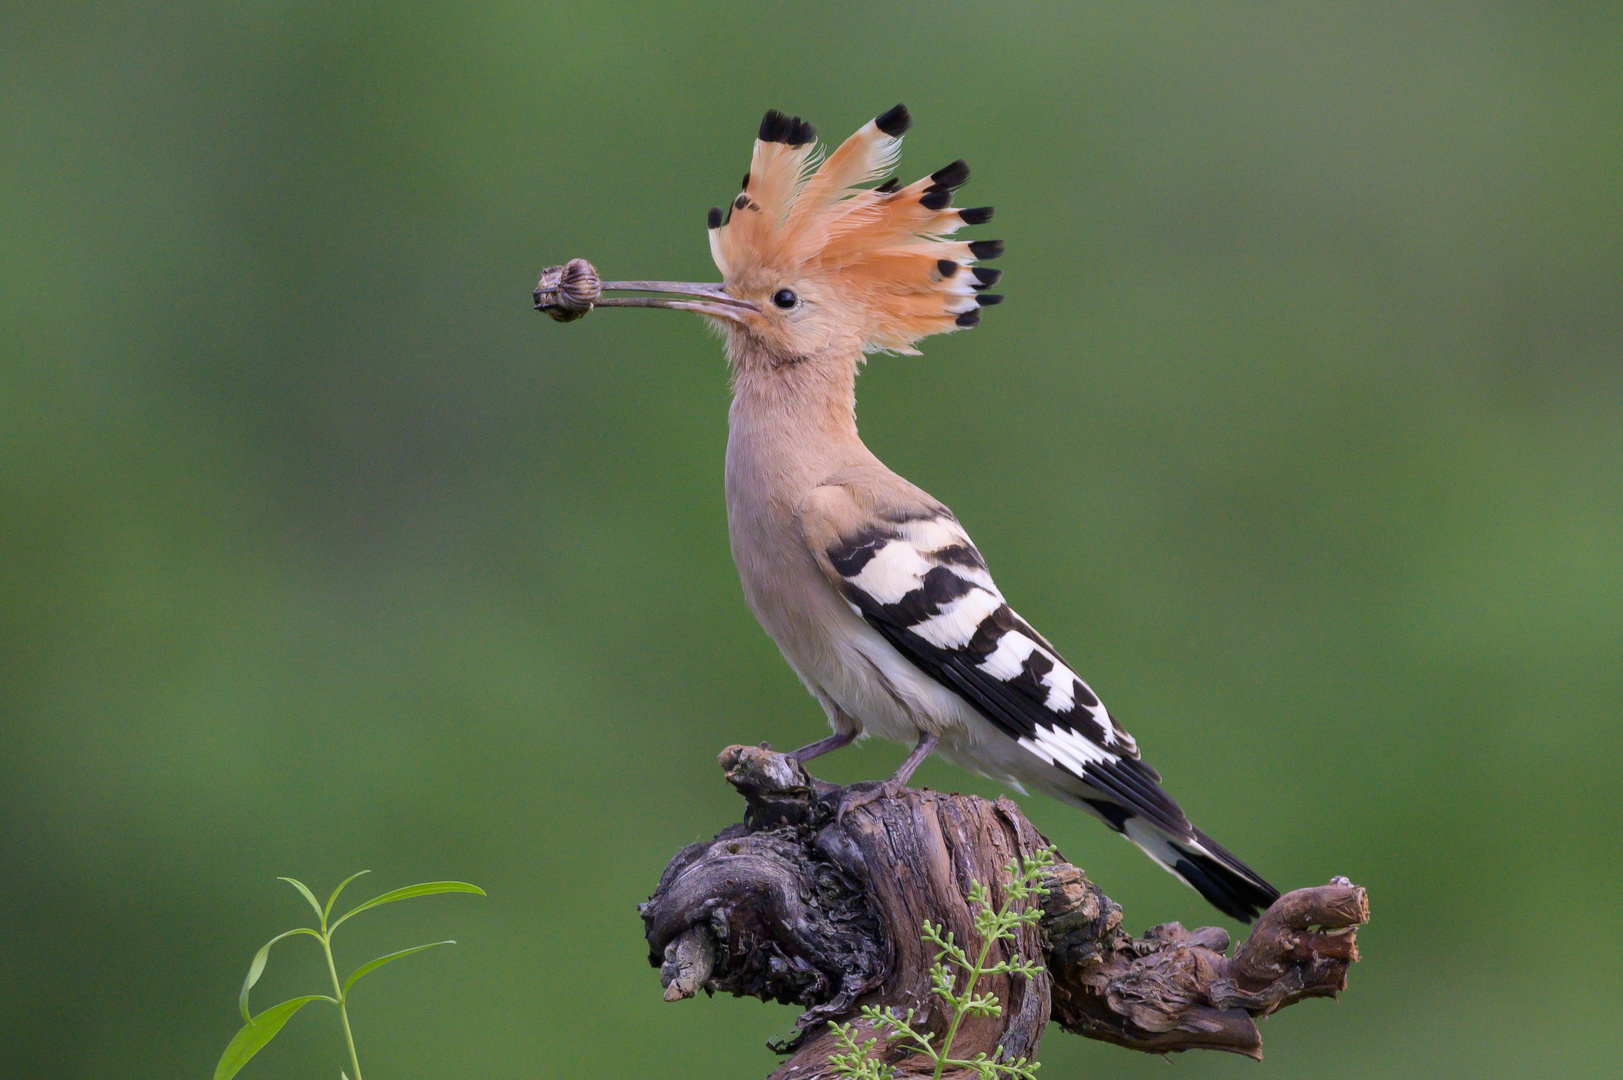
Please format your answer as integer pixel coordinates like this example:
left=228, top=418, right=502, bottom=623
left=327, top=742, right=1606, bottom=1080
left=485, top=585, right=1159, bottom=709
left=828, top=848, right=1054, bottom=1080
left=213, top=871, right=484, bottom=1080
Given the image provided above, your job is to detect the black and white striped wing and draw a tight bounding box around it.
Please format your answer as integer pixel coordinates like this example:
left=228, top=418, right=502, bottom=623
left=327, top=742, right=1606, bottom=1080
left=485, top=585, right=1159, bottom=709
left=803, top=497, right=1280, bottom=922
left=814, top=510, right=1187, bottom=822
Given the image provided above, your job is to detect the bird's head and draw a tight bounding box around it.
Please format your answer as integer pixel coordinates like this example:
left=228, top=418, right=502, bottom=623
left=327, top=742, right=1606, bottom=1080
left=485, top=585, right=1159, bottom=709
left=566, top=105, right=1002, bottom=363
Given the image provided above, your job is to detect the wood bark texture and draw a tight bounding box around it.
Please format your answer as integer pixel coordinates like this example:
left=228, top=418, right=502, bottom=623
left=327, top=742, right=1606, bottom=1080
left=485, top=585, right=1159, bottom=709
left=640, top=745, right=1367, bottom=1078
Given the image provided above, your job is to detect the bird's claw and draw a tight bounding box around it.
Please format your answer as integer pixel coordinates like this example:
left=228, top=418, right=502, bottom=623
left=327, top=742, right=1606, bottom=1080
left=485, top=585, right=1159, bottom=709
left=835, top=777, right=905, bottom=826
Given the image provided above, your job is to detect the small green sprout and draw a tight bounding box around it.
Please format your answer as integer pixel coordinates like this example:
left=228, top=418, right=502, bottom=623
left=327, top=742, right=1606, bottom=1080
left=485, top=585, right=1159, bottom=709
left=828, top=848, right=1053, bottom=1080
left=213, top=871, right=484, bottom=1080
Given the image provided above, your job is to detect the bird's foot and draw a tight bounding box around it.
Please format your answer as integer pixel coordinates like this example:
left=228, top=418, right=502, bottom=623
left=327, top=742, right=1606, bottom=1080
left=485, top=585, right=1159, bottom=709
left=835, top=777, right=907, bottom=826
left=834, top=732, right=938, bottom=826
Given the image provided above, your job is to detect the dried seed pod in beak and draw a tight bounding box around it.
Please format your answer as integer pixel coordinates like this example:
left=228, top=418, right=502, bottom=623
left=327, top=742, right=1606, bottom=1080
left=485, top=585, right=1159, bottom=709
left=533, top=258, right=603, bottom=321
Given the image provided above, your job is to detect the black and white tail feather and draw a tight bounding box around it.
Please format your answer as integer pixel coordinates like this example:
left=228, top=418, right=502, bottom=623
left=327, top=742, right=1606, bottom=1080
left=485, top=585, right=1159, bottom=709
left=817, top=506, right=1280, bottom=922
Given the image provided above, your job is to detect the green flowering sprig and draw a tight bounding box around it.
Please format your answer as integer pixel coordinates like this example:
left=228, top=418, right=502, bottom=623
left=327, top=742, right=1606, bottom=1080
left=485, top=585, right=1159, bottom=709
left=828, top=848, right=1054, bottom=1080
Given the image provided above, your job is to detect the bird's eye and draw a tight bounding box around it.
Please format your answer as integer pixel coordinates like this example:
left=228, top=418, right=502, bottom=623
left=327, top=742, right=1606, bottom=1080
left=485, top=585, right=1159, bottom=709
left=772, top=288, right=798, bottom=310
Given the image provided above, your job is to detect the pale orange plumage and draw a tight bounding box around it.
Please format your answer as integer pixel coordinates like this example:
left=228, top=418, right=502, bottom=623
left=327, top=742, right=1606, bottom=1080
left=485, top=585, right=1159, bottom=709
left=708, top=106, right=1003, bottom=356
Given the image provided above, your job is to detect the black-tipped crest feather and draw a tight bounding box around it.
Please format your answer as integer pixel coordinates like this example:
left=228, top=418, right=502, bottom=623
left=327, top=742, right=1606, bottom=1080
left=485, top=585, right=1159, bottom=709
left=930, top=159, right=971, bottom=189
left=758, top=109, right=816, bottom=145
left=874, top=103, right=912, bottom=137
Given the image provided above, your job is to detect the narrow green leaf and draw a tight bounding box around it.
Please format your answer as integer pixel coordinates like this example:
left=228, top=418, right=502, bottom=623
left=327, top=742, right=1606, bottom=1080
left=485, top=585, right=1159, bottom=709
left=238, top=927, right=321, bottom=1022
left=331, top=881, right=484, bottom=930
left=342, top=940, right=455, bottom=995
left=277, top=877, right=324, bottom=921
left=323, top=870, right=371, bottom=923
left=213, top=996, right=329, bottom=1080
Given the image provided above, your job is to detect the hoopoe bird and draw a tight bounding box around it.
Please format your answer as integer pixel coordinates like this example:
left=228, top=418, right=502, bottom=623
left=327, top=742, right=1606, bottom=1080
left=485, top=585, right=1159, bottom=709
left=541, top=105, right=1280, bottom=921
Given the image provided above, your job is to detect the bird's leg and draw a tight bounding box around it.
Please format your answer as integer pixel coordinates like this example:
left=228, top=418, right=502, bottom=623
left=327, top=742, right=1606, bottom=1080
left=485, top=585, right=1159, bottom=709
left=889, top=731, right=939, bottom=787
left=838, top=731, right=940, bottom=822
left=789, top=729, right=857, bottom=764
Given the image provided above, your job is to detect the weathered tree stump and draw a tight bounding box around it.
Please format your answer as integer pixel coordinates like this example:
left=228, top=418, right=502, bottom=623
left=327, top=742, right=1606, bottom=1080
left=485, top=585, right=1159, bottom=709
left=640, top=745, right=1367, bottom=1078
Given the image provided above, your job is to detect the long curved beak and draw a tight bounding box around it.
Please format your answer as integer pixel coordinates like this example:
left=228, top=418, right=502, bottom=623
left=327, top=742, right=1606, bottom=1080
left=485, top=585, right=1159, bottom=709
left=594, top=280, right=757, bottom=323
left=535, top=261, right=758, bottom=324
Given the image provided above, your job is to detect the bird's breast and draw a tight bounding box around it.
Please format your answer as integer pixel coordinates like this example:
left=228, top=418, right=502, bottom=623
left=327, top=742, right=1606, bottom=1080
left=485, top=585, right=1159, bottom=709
left=722, top=422, right=881, bottom=717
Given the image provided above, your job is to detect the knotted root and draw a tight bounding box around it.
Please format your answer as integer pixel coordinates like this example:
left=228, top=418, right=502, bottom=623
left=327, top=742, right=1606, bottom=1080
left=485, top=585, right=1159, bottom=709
left=640, top=745, right=1368, bottom=1076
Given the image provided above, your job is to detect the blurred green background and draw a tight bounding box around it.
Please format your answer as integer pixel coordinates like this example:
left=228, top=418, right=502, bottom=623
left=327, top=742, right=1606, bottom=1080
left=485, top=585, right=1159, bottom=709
left=3, top=3, right=1620, bottom=1077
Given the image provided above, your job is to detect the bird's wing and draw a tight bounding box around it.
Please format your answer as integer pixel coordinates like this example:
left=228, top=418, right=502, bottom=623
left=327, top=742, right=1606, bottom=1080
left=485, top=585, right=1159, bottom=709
left=797, top=484, right=1181, bottom=803
left=799, top=483, right=1280, bottom=922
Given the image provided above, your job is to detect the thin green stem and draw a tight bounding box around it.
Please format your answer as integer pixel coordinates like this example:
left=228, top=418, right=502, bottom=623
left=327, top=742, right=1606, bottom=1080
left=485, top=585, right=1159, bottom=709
left=933, top=926, right=1000, bottom=1080
left=320, top=930, right=364, bottom=1080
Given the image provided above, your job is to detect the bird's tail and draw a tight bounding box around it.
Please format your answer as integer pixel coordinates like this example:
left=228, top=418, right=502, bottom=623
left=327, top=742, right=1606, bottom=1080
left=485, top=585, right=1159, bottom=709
left=1119, top=816, right=1280, bottom=922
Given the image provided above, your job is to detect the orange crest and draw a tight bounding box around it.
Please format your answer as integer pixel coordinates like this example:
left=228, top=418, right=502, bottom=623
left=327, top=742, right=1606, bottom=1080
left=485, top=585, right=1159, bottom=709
left=707, top=106, right=1003, bottom=355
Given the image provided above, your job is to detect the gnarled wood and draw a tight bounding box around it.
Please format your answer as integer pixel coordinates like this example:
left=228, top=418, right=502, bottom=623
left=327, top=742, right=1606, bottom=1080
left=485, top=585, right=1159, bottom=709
left=640, top=745, right=1367, bottom=1076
